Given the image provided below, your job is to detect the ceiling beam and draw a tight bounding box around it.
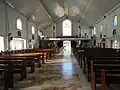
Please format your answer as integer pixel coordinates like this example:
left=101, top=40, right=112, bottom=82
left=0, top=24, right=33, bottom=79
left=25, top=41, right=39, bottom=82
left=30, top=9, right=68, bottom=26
left=41, top=15, right=67, bottom=30
left=39, top=0, right=54, bottom=24
left=80, top=21, right=91, bottom=28
left=79, top=0, right=92, bottom=26
left=95, top=2, right=120, bottom=25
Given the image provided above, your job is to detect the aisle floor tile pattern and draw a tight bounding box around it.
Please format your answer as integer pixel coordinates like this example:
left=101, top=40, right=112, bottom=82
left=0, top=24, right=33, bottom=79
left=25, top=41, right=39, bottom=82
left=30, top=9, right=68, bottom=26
left=10, top=52, right=91, bottom=90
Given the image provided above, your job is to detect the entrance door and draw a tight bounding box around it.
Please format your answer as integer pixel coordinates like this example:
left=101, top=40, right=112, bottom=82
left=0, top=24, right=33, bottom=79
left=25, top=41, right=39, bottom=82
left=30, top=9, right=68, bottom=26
left=112, top=40, right=120, bottom=49
left=62, top=19, right=72, bottom=52
left=0, top=36, right=4, bottom=52
left=63, top=41, right=71, bottom=52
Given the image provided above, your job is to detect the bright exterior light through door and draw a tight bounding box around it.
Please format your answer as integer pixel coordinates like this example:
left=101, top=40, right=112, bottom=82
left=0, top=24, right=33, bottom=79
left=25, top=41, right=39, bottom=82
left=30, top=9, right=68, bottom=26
left=0, top=36, right=4, bottom=52
left=62, top=19, right=72, bottom=53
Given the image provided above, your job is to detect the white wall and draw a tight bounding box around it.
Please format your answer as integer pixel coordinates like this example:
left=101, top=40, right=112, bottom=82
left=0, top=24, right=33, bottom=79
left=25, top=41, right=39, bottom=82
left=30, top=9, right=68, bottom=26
left=43, top=26, right=53, bottom=37
left=0, top=1, right=6, bottom=50
left=1, top=1, right=120, bottom=49
left=0, top=1, right=5, bottom=36
left=28, top=21, right=38, bottom=40
left=56, top=19, right=78, bottom=36
left=28, top=21, right=38, bottom=48
left=72, top=20, right=78, bottom=36
left=0, top=1, right=38, bottom=50
left=95, top=4, right=120, bottom=47
left=81, top=24, right=91, bottom=38
left=56, top=19, right=91, bottom=37
left=7, top=6, right=27, bottom=39
left=56, top=20, right=63, bottom=36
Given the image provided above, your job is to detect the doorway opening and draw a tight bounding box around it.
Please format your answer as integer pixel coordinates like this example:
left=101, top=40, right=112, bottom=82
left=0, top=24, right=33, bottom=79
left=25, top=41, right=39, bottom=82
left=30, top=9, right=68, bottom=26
left=112, top=40, right=120, bottom=49
left=62, top=19, right=72, bottom=52
left=10, top=38, right=26, bottom=50
left=0, top=36, right=4, bottom=52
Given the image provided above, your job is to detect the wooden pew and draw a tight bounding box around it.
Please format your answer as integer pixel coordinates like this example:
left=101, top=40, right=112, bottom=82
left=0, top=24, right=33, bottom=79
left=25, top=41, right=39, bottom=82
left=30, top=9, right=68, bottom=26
left=101, top=69, right=120, bottom=90
left=35, top=48, right=56, bottom=60
left=0, top=49, right=51, bottom=90
left=13, top=48, right=56, bottom=59
left=9, top=48, right=56, bottom=63
left=74, top=48, right=120, bottom=90
left=0, top=56, right=36, bottom=90
left=85, top=57, right=120, bottom=81
left=81, top=48, right=120, bottom=73
left=0, top=58, right=26, bottom=81
left=73, top=47, right=85, bottom=68
left=91, top=60, right=120, bottom=90
left=0, top=56, right=35, bottom=73
left=9, top=53, right=42, bottom=68
left=2, top=48, right=57, bottom=70
left=0, top=61, right=13, bottom=90
left=77, top=49, right=84, bottom=68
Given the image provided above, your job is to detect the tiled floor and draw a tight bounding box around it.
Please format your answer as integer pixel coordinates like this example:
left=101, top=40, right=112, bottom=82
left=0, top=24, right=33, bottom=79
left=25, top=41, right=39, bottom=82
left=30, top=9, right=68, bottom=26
left=10, top=52, right=91, bottom=90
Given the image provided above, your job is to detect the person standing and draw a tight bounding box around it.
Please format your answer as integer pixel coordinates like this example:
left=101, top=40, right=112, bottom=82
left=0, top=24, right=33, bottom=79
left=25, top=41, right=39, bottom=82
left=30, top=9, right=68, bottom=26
left=102, top=35, right=106, bottom=48
left=85, top=33, right=88, bottom=38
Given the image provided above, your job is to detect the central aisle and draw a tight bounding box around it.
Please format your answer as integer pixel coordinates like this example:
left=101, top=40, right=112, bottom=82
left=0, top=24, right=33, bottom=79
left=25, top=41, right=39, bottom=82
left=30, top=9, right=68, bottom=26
left=12, top=52, right=91, bottom=90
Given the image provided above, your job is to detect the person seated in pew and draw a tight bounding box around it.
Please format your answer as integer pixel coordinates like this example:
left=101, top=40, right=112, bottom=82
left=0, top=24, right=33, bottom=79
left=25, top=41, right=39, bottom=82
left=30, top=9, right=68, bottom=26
left=0, top=51, right=3, bottom=55
left=101, top=35, right=106, bottom=48
left=84, top=33, right=88, bottom=38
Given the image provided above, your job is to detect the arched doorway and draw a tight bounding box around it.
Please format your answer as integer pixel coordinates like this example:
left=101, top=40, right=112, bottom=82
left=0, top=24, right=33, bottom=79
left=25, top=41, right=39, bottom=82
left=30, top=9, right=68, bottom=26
left=62, top=19, right=72, bottom=52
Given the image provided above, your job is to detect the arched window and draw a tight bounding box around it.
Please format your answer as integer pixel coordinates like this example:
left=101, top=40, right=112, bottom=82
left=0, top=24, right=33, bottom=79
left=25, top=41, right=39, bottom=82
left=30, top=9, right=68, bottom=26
left=113, top=15, right=118, bottom=27
left=92, top=27, right=96, bottom=35
left=62, top=19, right=72, bottom=36
left=17, top=18, right=22, bottom=30
left=0, top=36, right=4, bottom=52
left=32, top=26, right=35, bottom=34
left=100, top=24, right=103, bottom=32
